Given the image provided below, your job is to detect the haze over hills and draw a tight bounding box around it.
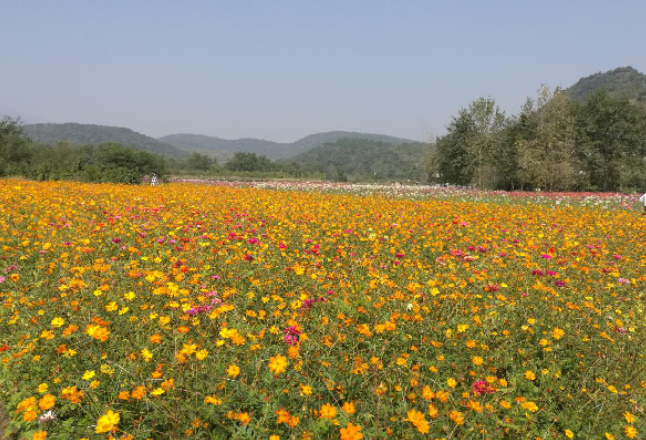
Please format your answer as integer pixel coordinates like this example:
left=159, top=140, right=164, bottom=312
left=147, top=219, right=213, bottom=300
left=286, top=138, right=429, bottom=181
left=12, top=66, right=646, bottom=170
left=158, top=131, right=415, bottom=161
left=23, top=123, right=187, bottom=158
left=567, top=66, right=646, bottom=103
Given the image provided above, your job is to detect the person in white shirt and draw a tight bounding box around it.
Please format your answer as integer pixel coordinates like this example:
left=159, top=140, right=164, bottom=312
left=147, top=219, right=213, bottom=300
left=640, top=192, right=646, bottom=214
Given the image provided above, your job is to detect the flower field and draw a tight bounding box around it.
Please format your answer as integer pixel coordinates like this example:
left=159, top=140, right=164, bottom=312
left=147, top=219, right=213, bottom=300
left=0, top=179, right=644, bottom=440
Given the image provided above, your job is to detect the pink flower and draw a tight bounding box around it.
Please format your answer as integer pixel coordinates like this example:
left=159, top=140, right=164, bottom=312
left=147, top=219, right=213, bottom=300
left=541, top=254, right=551, bottom=259
left=0, top=276, right=5, bottom=284
left=283, top=326, right=301, bottom=345
left=618, top=278, right=630, bottom=285
left=472, top=380, right=494, bottom=395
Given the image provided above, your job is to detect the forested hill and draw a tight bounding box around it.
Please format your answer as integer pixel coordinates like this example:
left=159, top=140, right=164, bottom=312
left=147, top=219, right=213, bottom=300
left=158, top=131, right=413, bottom=161
left=286, top=138, right=429, bottom=181
left=22, top=123, right=187, bottom=158
left=567, top=66, right=646, bottom=103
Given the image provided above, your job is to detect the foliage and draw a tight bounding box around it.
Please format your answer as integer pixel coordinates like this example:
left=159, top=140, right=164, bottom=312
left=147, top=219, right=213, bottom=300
left=0, top=118, right=167, bottom=184
left=0, top=117, right=32, bottom=177
left=516, top=86, right=581, bottom=191
left=23, top=123, right=186, bottom=158
left=433, top=83, right=646, bottom=192
left=0, top=181, right=644, bottom=440
left=567, top=66, right=646, bottom=103
left=574, top=89, right=646, bottom=191
left=289, top=138, right=427, bottom=182
left=160, top=131, right=414, bottom=161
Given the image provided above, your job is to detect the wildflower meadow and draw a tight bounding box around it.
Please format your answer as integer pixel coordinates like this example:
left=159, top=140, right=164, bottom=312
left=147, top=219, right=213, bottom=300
left=0, top=180, right=644, bottom=440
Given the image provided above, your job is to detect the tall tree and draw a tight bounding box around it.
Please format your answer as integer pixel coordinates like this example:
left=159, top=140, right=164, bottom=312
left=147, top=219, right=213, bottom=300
left=435, top=98, right=505, bottom=188
left=516, top=86, right=581, bottom=191
left=575, top=89, right=646, bottom=191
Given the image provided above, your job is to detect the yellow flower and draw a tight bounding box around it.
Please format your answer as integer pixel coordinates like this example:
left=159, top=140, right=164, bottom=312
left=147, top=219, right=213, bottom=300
left=472, top=356, right=483, bottom=365
left=552, top=327, right=565, bottom=340
left=624, top=411, right=635, bottom=424
left=38, top=383, right=48, bottom=393
left=151, top=388, right=165, bottom=396
left=565, top=429, right=574, bottom=439
left=269, top=355, right=287, bottom=374
left=525, top=370, right=536, bottom=381
left=447, top=377, right=457, bottom=388
left=196, top=349, right=208, bottom=360
left=141, top=348, right=153, bottom=362
left=226, top=364, right=240, bottom=378
left=51, top=317, right=65, bottom=328
left=624, top=425, right=637, bottom=439
left=82, top=370, right=95, bottom=380
left=204, top=395, right=222, bottom=405
left=95, top=410, right=120, bottom=434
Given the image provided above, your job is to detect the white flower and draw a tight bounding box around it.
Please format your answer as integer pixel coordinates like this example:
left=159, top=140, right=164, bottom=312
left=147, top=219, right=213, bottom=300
left=39, top=410, right=56, bottom=423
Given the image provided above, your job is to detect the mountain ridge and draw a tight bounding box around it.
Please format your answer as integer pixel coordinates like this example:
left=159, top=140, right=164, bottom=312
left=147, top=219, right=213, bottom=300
left=158, top=131, right=415, bottom=161
left=23, top=122, right=187, bottom=158
left=566, top=66, right=646, bottom=102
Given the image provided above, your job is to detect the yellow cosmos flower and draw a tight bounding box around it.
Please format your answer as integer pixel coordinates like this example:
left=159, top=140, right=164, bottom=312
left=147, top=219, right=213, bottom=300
left=226, top=364, right=240, bottom=378
left=269, top=355, right=287, bottom=374
left=95, top=410, right=120, bottom=433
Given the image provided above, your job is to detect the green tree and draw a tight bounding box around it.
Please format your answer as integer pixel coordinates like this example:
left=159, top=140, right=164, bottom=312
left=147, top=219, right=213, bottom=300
left=0, top=117, right=32, bottom=176
left=516, top=86, right=581, bottom=191
left=575, top=89, right=646, bottom=191
left=225, top=152, right=275, bottom=172
left=185, top=152, right=216, bottom=172
left=435, top=98, right=505, bottom=188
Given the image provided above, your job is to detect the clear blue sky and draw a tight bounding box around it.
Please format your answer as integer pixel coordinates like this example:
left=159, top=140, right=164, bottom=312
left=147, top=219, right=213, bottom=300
left=2, top=1, right=645, bottom=142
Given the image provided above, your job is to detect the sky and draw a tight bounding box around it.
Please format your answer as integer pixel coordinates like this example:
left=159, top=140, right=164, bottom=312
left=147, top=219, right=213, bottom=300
left=2, top=1, right=645, bottom=142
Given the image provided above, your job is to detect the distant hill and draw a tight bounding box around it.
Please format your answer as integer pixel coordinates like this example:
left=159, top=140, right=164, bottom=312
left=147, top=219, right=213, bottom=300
left=159, top=131, right=413, bottom=161
left=22, top=123, right=187, bottom=158
left=567, top=66, right=646, bottom=103
left=286, top=138, right=429, bottom=181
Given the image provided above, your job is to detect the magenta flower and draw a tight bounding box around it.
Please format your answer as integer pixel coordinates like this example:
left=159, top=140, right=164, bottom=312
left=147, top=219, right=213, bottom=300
left=472, top=380, right=494, bottom=395
left=283, top=326, right=301, bottom=345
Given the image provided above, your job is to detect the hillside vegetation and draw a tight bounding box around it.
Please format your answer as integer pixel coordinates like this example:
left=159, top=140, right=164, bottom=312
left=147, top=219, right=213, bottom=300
left=287, top=138, right=429, bottom=181
left=23, top=123, right=186, bottom=158
left=159, top=131, right=413, bottom=161
left=567, top=66, right=646, bottom=103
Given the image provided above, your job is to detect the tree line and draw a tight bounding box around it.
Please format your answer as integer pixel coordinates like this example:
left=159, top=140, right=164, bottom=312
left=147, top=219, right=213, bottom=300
left=0, top=118, right=311, bottom=183
left=428, top=87, right=646, bottom=192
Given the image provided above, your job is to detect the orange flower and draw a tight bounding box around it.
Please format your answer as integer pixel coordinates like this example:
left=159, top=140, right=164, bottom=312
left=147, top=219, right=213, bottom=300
left=319, top=403, right=337, bottom=419
left=340, top=422, right=363, bottom=440
left=269, top=354, right=287, bottom=374
left=38, top=394, right=56, bottom=411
